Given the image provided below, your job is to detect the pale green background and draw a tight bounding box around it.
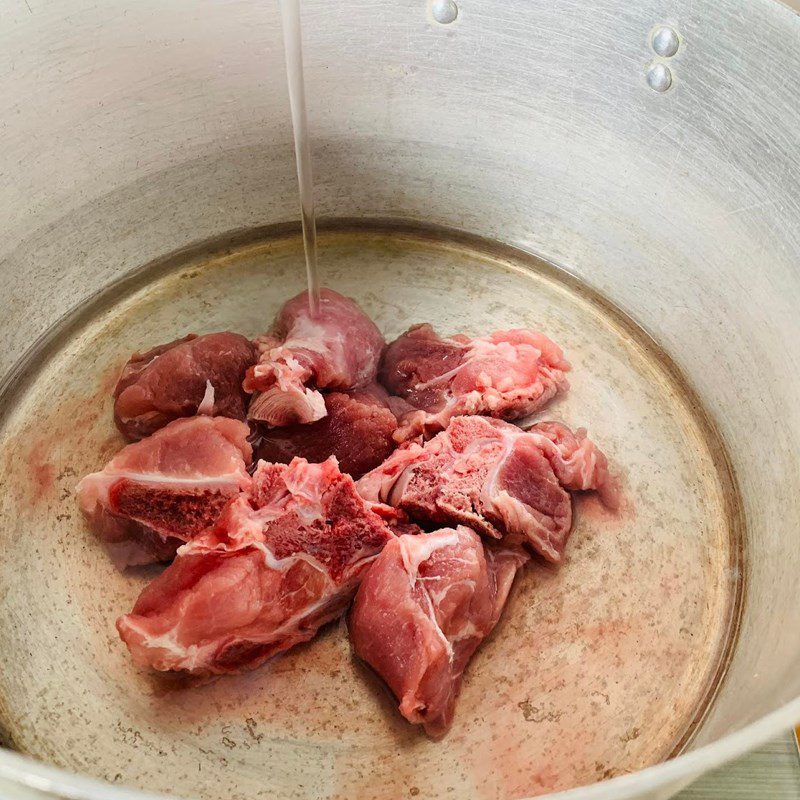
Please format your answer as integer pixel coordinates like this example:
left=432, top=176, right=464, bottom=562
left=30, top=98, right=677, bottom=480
left=677, top=734, right=799, bottom=798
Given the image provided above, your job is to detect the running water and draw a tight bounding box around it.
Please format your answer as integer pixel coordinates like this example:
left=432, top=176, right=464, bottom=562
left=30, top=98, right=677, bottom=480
left=279, top=0, right=321, bottom=316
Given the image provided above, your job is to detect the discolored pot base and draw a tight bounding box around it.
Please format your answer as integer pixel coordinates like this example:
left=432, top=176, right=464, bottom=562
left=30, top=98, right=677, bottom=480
left=0, top=222, right=744, bottom=800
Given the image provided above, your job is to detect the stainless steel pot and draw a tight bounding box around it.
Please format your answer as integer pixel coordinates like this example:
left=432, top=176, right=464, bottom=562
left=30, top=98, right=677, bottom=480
left=1, top=1, right=799, bottom=799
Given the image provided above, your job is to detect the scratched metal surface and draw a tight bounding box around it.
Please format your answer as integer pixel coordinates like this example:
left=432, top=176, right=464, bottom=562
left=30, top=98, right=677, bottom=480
left=0, top=229, right=743, bottom=799
left=0, top=0, right=799, bottom=799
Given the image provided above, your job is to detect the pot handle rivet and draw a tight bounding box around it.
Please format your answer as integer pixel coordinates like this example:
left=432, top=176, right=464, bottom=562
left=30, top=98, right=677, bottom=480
left=430, top=0, right=458, bottom=25
left=651, top=25, right=680, bottom=57
left=647, top=63, right=673, bottom=92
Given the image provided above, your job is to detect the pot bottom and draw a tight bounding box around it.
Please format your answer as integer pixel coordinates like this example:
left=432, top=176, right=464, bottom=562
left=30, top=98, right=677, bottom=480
left=0, top=221, right=744, bottom=799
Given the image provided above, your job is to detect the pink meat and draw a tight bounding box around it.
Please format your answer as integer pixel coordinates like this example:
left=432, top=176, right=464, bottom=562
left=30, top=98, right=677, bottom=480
left=113, top=332, right=258, bottom=440
left=356, top=416, right=619, bottom=562
left=76, top=417, right=252, bottom=569
left=362, top=500, right=426, bottom=537
left=379, top=324, right=570, bottom=441
left=117, top=457, right=393, bottom=675
left=244, top=289, right=385, bottom=427
left=252, top=386, right=397, bottom=479
left=526, top=420, right=621, bottom=509
left=349, top=526, right=528, bottom=737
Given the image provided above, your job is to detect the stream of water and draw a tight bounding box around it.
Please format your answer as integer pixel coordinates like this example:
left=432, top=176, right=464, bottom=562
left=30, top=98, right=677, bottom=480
left=279, top=0, right=321, bottom=315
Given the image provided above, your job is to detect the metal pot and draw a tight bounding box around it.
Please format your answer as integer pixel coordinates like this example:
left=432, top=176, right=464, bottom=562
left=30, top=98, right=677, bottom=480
left=0, top=1, right=799, bottom=799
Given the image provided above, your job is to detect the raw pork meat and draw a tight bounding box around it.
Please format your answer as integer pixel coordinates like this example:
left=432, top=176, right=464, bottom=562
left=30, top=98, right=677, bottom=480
left=379, top=323, right=570, bottom=441
left=77, top=417, right=252, bottom=568
left=357, top=416, right=618, bottom=562
left=245, top=289, right=385, bottom=427
left=117, top=457, right=393, bottom=675
left=349, top=526, right=528, bottom=737
left=252, top=386, right=397, bottom=479
left=113, top=332, right=257, bottom=440
left=367, top=503, right=425, bottom=537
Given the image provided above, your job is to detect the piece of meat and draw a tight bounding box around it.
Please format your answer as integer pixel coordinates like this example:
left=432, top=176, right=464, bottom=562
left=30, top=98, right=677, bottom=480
left=349, top=526, right=528, bottom=737
left=379, top=324, right=570, bottom=441
left=113, top=332, right=258, bottom=440
left=244, top=289, right=385, bottom=427
left=525, top=420, right=621, bottom=509
left=76, top=417, right=253, bottom=569
left=366, top=502, right=425, bottom=537
left=116, top=457, right=393, bottom=675
left=251, top=386, right=397, bottom=479
left=356, top=416, right=619, bottom=562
